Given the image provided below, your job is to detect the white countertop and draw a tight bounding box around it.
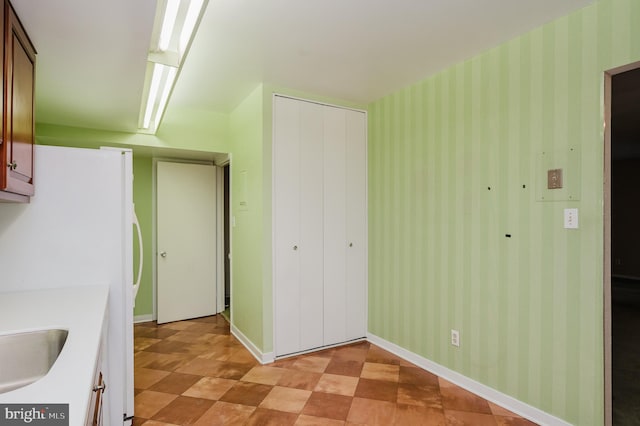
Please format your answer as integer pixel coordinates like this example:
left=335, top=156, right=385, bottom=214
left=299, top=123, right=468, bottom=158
left=0, top=285, right=109, bottom=425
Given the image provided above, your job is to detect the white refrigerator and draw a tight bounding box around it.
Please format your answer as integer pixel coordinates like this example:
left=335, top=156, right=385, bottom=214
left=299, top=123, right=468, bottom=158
left=0, top=145, right=136, bottom=424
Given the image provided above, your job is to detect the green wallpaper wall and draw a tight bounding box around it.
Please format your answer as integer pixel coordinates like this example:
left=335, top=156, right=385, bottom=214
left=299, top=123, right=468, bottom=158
left=367, top=0, right=639, bottom=423
left=229, top=84, right=266, bottom=349
left=133, top=156, right=153, bottom=317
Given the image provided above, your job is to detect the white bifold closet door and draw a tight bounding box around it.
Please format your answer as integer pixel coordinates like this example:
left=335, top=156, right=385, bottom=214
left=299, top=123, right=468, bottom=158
left=273, top=95, right=366, bottom=357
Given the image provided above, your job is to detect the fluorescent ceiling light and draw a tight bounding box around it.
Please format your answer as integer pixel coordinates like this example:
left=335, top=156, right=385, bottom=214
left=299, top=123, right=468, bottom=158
left=156, top=67, right=177, bottom=125
left=158, top=0, right=180, bottom=52
left=139, top=0, right=207, bottom=134
left=179, top=0, right=204, bottom=53
left=142, top=63, right=163, bottom=129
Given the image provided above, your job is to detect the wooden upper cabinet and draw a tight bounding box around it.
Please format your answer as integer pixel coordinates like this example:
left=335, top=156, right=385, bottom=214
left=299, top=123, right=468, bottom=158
left=0, top=0, right=36, bottom=202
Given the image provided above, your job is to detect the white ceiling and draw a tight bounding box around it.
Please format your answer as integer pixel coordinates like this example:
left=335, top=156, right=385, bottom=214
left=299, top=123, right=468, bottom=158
left=13, top=0, right=593, bottom=135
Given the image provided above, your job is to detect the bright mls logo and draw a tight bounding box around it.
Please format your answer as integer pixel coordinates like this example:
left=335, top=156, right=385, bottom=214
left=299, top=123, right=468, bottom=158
left=0, top=404, right=68, bottom=425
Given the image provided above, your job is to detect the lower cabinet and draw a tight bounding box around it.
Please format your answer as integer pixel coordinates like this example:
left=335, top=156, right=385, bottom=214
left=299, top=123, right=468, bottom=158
left=273, top=95, right=367, bottom=357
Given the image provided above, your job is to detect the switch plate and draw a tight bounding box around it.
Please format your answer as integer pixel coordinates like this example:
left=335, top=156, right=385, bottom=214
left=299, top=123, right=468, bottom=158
left=564, top=208, right=578, bottom=229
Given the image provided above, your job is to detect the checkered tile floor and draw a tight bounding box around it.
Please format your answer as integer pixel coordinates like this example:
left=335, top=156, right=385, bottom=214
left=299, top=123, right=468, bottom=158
left=133, top=315, right=537, bottom=425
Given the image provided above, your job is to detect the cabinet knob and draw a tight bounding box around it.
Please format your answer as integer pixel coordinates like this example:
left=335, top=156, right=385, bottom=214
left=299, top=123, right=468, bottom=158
left=160, top=251, right=167, bottom=258
left=93, top=383, right=106, bottom=392
left=293, top=245, right=298, bottom=251
left=349, top=242, right=353, bottom=247
left=8, top=161, right=17, bottom=170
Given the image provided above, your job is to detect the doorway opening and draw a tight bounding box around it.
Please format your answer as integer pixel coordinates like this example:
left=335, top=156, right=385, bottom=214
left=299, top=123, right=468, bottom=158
left=605, top=63, right=640, bottom=426
left=223, top=164, right=231, bottom=321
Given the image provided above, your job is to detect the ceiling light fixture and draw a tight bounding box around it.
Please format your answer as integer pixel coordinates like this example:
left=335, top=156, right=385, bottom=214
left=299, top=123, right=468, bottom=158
left=138, top=0, right=208, bottom=134
left=158, top=0, right=180, bottom=52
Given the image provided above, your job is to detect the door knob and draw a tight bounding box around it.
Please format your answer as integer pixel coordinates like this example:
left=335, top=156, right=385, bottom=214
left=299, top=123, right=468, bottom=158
left=7, top=161, right=17, bottom=170
left=160, top=251, right=167, bottom=258
left=293, top=245, right=298, bottom=251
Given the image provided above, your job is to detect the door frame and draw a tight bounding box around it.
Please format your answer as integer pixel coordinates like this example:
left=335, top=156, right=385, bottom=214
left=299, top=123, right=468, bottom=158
left=151, top=158, right=226, bottom=320
left=603, top=60, right=640, bottom=426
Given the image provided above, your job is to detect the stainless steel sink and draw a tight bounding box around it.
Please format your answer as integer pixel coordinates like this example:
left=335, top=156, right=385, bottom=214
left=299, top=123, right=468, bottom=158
left=0, top=329, right=68, bottom=393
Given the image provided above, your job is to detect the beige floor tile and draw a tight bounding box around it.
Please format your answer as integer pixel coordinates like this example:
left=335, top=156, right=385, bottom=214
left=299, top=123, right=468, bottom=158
left=259, top=386, right=312, bottom=413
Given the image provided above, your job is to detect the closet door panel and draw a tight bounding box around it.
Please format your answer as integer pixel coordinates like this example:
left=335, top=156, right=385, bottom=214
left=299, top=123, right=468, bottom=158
left=346, top=110, right=367, bottom=340
left=323, top=107, right=348, bottom=346
left=298, top=101, right=325, bottom=350
left=274, top=96, right=303, bottom=355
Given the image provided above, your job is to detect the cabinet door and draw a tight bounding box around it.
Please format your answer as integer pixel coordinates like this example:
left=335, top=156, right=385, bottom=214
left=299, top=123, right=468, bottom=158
left=273, top=96, right=324, bottom=356
left=323, top=108, right=367, bottom=345
left=345, top=110, right=367, bottom=340
left=323, top=106, right=348, bottom=346
left=3, top=5, right=35, bottom=196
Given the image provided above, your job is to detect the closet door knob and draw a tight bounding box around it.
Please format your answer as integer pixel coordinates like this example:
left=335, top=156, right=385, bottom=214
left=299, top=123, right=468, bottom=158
left=293, top=245, right=298, bottom=251
left=349, top=243, right=353, bottom=247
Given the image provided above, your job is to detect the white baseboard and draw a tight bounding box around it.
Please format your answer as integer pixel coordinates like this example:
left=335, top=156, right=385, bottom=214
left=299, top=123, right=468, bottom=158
left=134, top=314, right=153, bottom=324
left=367, top=333, right=571, bottom=426
left=231, top=324, right=275, bottom=364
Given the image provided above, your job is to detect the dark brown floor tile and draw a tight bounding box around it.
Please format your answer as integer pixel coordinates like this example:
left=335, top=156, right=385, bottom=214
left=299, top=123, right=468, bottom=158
left=302, top=392, right=353, bottom=420
left=152, top=395, right=214, bottom=425
left=176, top=357, right=252, bottom=379
left=219, top=381, right=274, bottom=406
left=148, top=372, right=201, bottom=394
left=325, top=358, right=364, bottom=377
left=136, top=351, right=196, bottom=372
left=245, top=408, right=298, bottom=426
left=347, top=397, right=396, bottom=425
left=295, top=414, right=346, bottom=425
left=159, top=321, right=194, bottom=331
left=135, top=368, right=170, bottom=389
left=438, top=378, right=492, bottom=414
left=365, top=346, right=403, bottom=365
left=135, top=326, right=179, bottom=340
left=193, top=401, right=255, bottom=426
left=444, top=409, right=498, bottom=425
left=333, top=343, right=370, bottom=362
left=145, top=339, right=208, bottom=355
left=399, top=365, right=440, bottom=387
left=277, top=369, right=323, bottom=390
left=394, top=404, right=446, bottom=425
left=354, top=378, right=398, bottom=402
left=182, top=322, right=226, bottom=334
left=397, top=383, right=442, bottom=409
left=131, top=417, right=147, bottom=426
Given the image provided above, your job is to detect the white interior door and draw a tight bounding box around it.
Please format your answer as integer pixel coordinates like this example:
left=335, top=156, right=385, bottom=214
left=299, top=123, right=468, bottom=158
left=157, top=161, right=217, bottom=324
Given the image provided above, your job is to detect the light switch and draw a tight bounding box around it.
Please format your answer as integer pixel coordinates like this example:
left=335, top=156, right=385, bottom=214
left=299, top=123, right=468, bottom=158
left=564, top=208, right=578, bottom=229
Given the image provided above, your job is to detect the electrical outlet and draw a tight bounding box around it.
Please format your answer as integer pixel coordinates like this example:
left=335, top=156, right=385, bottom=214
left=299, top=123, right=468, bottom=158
left=451, top=329, right=460, bottom=347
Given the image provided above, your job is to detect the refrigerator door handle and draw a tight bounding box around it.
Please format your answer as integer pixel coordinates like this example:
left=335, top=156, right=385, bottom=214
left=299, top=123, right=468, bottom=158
left=132, top=207, right=143, bottom=306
